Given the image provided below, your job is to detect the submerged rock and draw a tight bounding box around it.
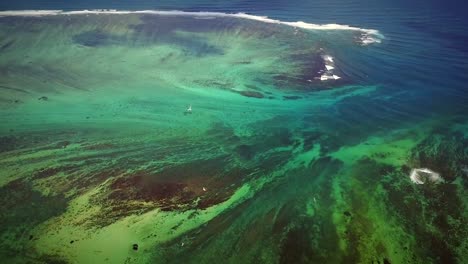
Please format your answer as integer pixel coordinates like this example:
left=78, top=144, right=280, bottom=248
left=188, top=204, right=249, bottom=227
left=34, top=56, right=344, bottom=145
left=283, top=95, right=302, bottom=100
left=0, top=136, right=17, bottom=153
left=409, top=133, right=467, bottom=182
left=237, top=90, right=264, bottom=98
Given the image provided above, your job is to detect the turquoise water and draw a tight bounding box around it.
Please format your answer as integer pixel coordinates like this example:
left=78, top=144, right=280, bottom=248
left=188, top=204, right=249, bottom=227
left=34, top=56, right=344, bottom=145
left=0, top=1, right=467, bottom=264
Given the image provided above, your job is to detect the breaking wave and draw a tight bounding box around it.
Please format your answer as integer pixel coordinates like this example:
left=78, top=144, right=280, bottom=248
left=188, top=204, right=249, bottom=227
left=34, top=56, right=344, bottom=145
left=0, top=9, right=384, bottom=45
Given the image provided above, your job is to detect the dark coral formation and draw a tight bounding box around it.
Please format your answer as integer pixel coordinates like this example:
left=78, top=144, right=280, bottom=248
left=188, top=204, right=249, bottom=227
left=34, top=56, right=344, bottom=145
left=0, top=131, right=78, bottom=153
left=0, top=136, right=18, bottom=153
left=378, top=129, right=467, bottom=263
left=237, top=90, right=265, bottom=98
left=72, top=29, right=125, bottom=47
left=409, top=132, right=467, bottom=182
left=89, top=155, right=254, bottom=226
left=73, top=17, right=225, bottom=57
left=381, top=168, right=466, bottom=264
left=283, top=95, right=302, bottom=100
left=0, top=179, right=68, bottom=260
left=154, top=157, right=344, bottom=263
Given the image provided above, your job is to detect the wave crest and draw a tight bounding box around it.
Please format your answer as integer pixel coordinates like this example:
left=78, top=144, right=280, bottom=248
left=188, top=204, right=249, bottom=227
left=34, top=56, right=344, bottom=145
left=0, top=9, right=384, bottom=45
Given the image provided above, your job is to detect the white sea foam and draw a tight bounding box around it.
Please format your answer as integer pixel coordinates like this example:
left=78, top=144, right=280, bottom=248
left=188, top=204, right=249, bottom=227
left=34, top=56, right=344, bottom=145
left=319, top=74, right=341, bottom=81
left=0, top=10, right=63, bottom=16
left=360, top=33, right=381, bottom=45
left=0, top=9, right=383, bottom=44
left=318, top=54, right=340, bottom=82
left=409, top=168, right=444, bottom=184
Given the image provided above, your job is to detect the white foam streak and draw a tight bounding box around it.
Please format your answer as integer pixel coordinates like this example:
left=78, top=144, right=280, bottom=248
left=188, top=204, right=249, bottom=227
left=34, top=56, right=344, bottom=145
left=0, top=10, right=63, bottom=16
left=324, top=56, right=334, bottom=63
left=0, top=9, right=383, bottom=44
left=318, top=54, right=340, bottom=82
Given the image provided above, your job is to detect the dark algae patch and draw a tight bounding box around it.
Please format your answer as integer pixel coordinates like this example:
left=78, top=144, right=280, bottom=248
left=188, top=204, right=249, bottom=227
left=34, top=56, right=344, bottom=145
left=279, top=224, right=315, bottom=264
left=0, top=179, right=68, bottom=261
left=0, top=136, right=18, bottom=153
left=237, top=90, right=265, bottom=98
left=283, top=95, right=302, bottom=100
left=409, top=132, right=467, bottom=182
left=72, top=29, right=126, bottom=47
left=91, top=156, right=254, bottom=226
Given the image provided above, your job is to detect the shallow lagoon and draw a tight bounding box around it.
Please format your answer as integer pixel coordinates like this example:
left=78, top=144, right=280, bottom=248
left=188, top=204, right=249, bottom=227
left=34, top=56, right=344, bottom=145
left=0, top=11, right=466, bottom=264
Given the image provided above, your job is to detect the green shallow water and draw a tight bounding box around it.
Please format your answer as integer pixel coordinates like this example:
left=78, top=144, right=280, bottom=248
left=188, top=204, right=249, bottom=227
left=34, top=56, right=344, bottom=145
left=0, top=13, right=467, bottom=264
